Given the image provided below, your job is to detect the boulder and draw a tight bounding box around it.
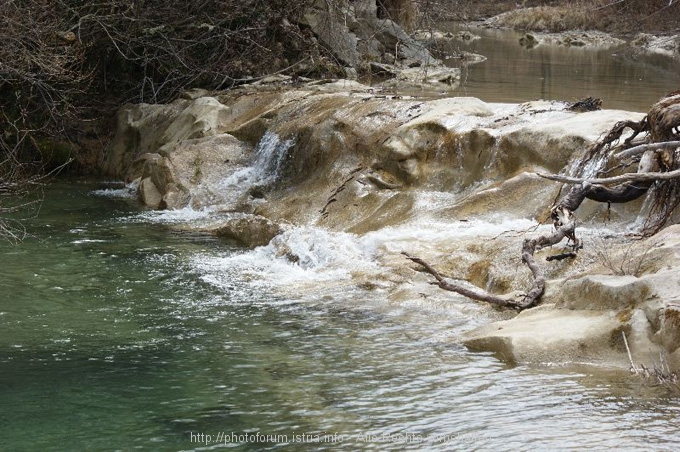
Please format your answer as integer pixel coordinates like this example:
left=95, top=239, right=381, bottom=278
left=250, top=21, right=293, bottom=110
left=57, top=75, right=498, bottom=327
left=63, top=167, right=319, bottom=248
left=137, top=176, right=163, bottom=209
left=204, top=214, right=283, bottom=248
left=301, top=9, right=360, bottom=67
left=380, top=66, right=461, bottom=91
left=143, top=133, right=251, bottom=210
left=103, top=100, right=189, bottom=178
left=463, top=304, right=659, bottom=366
left=299, top=0, right=437, bottom=69
left=632, top=33, right=680, bottom=59
left=553, top=275, right=651, bottom=311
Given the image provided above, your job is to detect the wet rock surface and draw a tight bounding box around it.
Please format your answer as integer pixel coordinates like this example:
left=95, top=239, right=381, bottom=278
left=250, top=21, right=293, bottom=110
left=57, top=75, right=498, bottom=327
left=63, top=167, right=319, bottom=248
left=517, top=31, right=626, bottom=49
left=194, top=214, right=284, bottom=248
left=104, top=80, right=680, bottom=369
left=631, top=33, right=680, bottom=59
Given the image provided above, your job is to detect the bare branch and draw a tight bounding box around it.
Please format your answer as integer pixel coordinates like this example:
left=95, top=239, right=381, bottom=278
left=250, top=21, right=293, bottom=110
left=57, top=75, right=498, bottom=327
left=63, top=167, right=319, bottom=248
left=536, top=168, right=680, bottom=185
left=614, top=140, right=680, bottom=159
left=402, top=206, right=579, bottom=311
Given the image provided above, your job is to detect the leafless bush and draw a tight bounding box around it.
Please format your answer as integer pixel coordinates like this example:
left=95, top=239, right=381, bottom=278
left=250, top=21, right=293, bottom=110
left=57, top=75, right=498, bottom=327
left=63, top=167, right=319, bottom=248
left=623, top=332, right=679, bottom=389
left=589, top=232, right=659, bottom=276
left=0, top=0, right=331, bottom=156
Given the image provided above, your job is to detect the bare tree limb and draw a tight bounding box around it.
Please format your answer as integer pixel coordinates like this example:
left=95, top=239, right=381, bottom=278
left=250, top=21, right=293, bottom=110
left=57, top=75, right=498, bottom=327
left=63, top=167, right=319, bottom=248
left=402, top=251, right=519, bottom=307
left=536, top=168, right=680, bottom=185
left=402, top=207, right=579, bottom=310
left=614, top=140, right=680, bottom=159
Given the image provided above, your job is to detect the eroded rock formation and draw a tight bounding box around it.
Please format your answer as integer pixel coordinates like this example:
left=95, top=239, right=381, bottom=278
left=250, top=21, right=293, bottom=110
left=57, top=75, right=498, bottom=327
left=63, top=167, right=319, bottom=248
left=104, top=80, right=680, bottom=369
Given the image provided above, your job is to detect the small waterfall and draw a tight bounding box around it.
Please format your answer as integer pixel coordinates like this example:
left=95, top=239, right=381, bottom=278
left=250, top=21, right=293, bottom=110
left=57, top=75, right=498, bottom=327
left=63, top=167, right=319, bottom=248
left=251, top=130, right=296, bottom=184
left=210, top=130, right=295, bottom=209
left=482, top=140, right=502, bottom=173
left=567, top=152, right=608, bottom=179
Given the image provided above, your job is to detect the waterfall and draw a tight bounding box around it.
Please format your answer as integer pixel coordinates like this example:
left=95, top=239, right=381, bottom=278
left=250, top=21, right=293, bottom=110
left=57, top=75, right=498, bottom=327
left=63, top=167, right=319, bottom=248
left=251, top=130, right=296, bottom=184
left=206, top=130, right=295, bottom=209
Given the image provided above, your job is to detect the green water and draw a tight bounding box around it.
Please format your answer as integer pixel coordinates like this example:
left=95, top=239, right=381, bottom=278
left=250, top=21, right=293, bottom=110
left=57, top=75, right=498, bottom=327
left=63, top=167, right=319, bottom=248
left=2, top=182, right=679, bottom=451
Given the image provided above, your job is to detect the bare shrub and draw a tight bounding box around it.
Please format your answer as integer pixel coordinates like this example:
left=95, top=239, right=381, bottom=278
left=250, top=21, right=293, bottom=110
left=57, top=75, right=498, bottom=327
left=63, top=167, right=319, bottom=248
left=589, top=233, right=659, bottom=276
left=623, top=332, right=679, bottom=389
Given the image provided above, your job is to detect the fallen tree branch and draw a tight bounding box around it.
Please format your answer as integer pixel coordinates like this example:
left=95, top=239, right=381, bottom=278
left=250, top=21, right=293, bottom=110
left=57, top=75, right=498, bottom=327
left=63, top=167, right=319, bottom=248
left=402, top=207, right=579, bottom=310
left=614, top=140, right=680, bottom=159
left=536, top=168, right=680, bottom=185
left=401, top=251, right=518, bottom=307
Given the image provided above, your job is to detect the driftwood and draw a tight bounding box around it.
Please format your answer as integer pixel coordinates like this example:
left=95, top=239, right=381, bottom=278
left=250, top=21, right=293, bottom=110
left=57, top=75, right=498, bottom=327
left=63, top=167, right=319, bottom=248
left=405, top=93, right=680, bottom=310
left=537, top=170, right=680, bottom=185
left=404, top=205, right=580, bottom=311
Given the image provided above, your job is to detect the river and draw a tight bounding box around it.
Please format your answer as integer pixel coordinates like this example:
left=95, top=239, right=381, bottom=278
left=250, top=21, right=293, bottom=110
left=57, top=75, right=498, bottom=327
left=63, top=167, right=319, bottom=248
left=2, top=28, right=680, bottom=451
left=440, top=25, right=680, bottom=112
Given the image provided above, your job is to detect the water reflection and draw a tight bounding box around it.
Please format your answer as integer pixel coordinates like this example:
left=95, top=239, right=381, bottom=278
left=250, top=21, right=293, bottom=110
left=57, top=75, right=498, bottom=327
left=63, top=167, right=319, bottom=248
left=438, top=25, right=680, bottom=111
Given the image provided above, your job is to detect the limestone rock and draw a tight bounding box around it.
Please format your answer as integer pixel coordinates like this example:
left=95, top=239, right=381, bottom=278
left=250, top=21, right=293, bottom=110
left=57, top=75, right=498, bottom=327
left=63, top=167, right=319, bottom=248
left=380, top=66, right=461, bottom=91
left=103, top=100, right=189, bottom=178
left=660, top=304, right=680, bottom=353
left=200, top=214, right=283, bottom=248
left=632, top=33, right=680, bottom=59
left=463, top=306, right=626, bottom=365
left=300, top=1, right=437, bottom=69
left=137, top=177, right=163, bottom=209
left=302, top=9, right=360, bottom=67
left=104, top=84, right=680, bottom=368
left=553, top=275, right=651, bottom=311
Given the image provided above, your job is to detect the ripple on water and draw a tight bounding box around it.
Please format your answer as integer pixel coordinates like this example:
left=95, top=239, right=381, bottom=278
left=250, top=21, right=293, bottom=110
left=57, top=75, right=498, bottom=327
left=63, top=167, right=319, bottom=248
left=75, top=182, right=680, bottom=450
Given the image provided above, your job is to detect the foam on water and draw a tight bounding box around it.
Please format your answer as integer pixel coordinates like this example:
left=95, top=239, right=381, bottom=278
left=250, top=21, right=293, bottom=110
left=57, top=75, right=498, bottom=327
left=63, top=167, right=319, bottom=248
left=91, top=181, right=138, bottom=198
left=192, top=227, right=378, bottom=297
left=359, top=216, right=543, bottom=254
left=128, top=205, right=217, bottom=224
left=183, top=214, right=551, bottom=306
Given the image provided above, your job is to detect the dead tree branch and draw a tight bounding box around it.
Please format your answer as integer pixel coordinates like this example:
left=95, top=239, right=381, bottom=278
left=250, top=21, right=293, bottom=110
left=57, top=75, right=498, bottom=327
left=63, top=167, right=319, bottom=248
left=403, top=206, right=580, bottom=311
left=614, top=140, right=680, bottom=159
left=536, top=168, right=680, bottom=185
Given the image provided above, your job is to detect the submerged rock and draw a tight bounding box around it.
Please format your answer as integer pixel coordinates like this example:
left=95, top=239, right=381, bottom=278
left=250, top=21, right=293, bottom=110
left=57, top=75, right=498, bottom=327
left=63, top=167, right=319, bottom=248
left=197, top=214, right=284, bottom=248
left=536, top=31, right=625, bottom=49
left=379, top=66, right=462, bottom=91
left=413, top=29, right=481, bottom=44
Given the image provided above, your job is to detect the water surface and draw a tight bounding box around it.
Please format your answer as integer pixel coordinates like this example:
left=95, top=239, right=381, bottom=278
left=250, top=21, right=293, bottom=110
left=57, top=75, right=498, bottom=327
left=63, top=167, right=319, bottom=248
left=439, top=25, right=680, bottom=112
left=2, top=183, right=679, bottom=451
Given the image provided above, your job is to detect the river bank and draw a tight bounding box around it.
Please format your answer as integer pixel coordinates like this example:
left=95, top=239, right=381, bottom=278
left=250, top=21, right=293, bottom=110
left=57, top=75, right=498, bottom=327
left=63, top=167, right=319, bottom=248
left=422, top=2, right=680, bottom=60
